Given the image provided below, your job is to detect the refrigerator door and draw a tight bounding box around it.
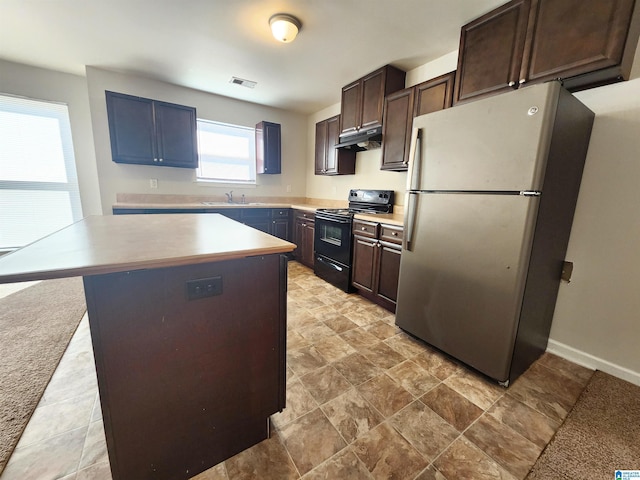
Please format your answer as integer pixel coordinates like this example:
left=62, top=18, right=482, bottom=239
left=396, top=192, right=539, bottom=382
left=410, top=82, right=561, bottom=192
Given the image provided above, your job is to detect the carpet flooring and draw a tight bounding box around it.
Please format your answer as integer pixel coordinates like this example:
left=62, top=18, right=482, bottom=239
left=0, top=277, right=86, bottom=474
left=526, top=370, right=640, bottom=479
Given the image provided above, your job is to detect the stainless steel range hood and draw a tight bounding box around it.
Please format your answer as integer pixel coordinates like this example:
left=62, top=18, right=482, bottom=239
left=335, top=126, right=382, bottom=152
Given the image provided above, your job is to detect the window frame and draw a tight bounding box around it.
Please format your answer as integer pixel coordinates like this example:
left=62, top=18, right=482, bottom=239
left=195, top=119, right=257, bottom=185
left=0, top=93, right=82, bottom=251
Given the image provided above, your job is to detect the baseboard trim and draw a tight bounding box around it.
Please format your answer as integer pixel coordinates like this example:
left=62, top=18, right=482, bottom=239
left=547, top=339, right=640, bottom=386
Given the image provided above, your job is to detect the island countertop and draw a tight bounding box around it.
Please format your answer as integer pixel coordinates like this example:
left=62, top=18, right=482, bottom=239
left=0, top=214, right=296, bottom=283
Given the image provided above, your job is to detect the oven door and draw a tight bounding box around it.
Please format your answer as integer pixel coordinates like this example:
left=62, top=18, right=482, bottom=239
left=314, top=215, right=353, bottom=266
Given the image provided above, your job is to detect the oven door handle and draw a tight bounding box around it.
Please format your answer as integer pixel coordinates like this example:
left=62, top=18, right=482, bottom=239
left=316, top=217, right=352, bottom=224
left=315, top=256, right=343, bottom=271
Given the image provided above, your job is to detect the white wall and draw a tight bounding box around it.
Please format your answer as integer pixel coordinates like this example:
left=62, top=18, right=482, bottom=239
left=0, top=60, right=102, bottom=216
left=85, top=67, right=308, bottom=213
left=549, top=53, right=640, bottom=383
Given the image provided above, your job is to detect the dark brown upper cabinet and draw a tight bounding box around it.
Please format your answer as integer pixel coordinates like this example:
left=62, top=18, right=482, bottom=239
left=381, top=72, right=455, bottom=171
left=454, top=0, right=531, bottom=104
left=315, top=115, right=356, bottom=175
left=339, top=65, right=406, bottom=138
left=106, top=91, right=198, bottom=168
left=256, top=121, right=281, bottom=174
left=413, top=72, right=456, bottom=117
left=523, top=0, right=639, bottom=91
left=454, top=0, right=640, bottom=104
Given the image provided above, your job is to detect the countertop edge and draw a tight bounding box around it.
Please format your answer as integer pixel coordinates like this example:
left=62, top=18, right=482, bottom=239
left=112, top=202, right=405, bottom=225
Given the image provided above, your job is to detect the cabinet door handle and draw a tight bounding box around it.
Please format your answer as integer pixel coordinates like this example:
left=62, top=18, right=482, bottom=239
left=391, top=232, right=398, bottom=236
left=361, top=227, right=366, bottom=231
left=508, top=81, right=516, bottom=87
left=519, top=78, right=526, bottom=84
left=159, top=158, right=163, bottom=162
left=153, top=158, right=158, bottom=162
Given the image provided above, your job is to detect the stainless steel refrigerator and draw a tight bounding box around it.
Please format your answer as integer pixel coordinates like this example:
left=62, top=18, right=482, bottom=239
left=395, top=81, right=594, bottom=385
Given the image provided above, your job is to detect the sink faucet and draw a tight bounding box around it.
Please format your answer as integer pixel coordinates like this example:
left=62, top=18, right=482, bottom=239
left=225, top=191, right=233, bottom=203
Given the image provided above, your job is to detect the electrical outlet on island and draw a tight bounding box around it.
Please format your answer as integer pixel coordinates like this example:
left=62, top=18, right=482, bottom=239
left=149, top=179, right=158, bottom=189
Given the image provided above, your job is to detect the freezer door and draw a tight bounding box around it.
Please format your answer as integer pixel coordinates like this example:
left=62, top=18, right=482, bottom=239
left=411, top=82, right=561, bottom=192
left=396, top=192, right=539, bottom=382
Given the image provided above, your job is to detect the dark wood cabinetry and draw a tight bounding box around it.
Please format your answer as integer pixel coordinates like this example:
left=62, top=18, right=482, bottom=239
left=380, top=88, right=414, bottom=172
left=293, top=210, right=315, bottom=268
left=241, top=207, right=272, bottom=234
left=113, top=207, right=291, bottom=241
left=381, top=72, right=455, bottom=171
left=256, top=121, right=281, bottom=174
left=271, top=209, right=291, bottom=241
left=315, top=115, right=356, bottom=175
left=339, top=65, right=406, bottom=138
left=105, top=91, right=198, bottom=168
left=454, top=0, right=640, bottom=104
left=351, top=219, right=403, bottom=312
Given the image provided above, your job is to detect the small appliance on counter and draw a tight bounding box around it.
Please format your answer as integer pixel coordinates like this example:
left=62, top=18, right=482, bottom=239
left=314, top=189, right=394, bottom=292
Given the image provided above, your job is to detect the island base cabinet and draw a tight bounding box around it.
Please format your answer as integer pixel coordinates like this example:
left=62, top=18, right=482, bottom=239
left=83, top=254, right=287, bottom=480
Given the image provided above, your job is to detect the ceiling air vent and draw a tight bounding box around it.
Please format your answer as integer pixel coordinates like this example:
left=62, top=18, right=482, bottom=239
left=229, top=77, right=257, bottom=88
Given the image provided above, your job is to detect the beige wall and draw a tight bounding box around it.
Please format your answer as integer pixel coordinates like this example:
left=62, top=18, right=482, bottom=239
left=0, top=59, right=103, bottom=215
left=550, top=60, right=640, bottom=383
left=85, top=67, right=308, bottom=213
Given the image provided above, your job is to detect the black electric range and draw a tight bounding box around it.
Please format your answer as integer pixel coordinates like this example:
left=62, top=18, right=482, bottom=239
left=314, top=189, right=394, bottom=292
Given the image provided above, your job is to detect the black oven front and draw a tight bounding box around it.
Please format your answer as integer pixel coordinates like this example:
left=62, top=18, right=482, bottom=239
left=312, top=189, right=394, bottom=293
left=313, top=212, right=354, bottom=292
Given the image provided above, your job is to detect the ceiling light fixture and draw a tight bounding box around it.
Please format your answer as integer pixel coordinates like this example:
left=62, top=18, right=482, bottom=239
left=269, top=14, right=302, bottom=43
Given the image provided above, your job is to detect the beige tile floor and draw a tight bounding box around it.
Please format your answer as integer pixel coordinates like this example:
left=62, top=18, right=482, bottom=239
left=0, top=261, right=594, bottom=480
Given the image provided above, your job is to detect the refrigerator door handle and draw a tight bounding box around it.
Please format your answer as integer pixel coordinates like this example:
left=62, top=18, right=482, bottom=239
left=406, top=127, right=422, bottom=192
left=403, top=191, right=418, bottom=252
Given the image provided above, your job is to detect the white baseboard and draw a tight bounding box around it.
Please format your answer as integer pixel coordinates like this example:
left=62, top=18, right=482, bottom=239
left=547, top=339, right=640, bottom=386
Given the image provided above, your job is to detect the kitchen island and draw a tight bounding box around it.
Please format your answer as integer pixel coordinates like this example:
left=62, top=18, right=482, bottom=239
left=0, top=214, right=296, bottom=480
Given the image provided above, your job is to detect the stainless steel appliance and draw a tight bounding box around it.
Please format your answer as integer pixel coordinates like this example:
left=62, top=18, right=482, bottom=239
left=315, top=189, right=394, bottom=292
left=396, top=81, right=594, bottom=385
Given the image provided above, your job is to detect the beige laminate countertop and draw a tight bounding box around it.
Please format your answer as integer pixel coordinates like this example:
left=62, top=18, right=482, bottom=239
left=353, top=212, right=404, bottom=226
left=112, top=201, right=404, bottom=226
left=0, top=214, right=296, bottom=284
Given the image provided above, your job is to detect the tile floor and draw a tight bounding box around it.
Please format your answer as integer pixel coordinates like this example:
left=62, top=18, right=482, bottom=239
left=0, top=261, right=594, bottom=480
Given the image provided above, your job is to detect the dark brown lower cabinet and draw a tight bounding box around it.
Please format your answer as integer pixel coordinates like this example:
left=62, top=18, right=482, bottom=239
left=112, top=207, right=291, bottom=242
left=352, top=219, right=403, bottom=312
left=293, top=210, right=315, bottom=268
left=83, top=254, right=287, bottom=480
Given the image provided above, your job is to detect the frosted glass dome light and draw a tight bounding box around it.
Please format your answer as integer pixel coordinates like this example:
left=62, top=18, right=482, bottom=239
left=269, top=14, right=302, bottom=43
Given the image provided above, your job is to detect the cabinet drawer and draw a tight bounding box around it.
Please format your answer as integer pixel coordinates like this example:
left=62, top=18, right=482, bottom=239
left=272, top=209, right=290, bottom=219
left=353, top=220, right=378, bottom=238
left=241, top=208, right=271, bottom=219
left=295, top=210, right=315, bottom=222
left=380, top=224, right=403, bottom=245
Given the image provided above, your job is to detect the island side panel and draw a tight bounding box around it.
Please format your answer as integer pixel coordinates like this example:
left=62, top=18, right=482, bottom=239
left=83, top=254, right=287, bottom=480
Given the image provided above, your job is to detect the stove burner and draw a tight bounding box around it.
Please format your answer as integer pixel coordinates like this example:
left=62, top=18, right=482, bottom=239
left=316, top=189, right=395, bottom=219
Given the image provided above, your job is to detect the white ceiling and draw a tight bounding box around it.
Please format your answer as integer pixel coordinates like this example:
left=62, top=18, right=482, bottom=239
left=0, top=0, right=506, bottom=114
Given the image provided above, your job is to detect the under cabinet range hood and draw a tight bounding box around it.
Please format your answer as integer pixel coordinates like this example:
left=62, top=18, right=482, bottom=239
left=335, top=126, right=382, bottom=152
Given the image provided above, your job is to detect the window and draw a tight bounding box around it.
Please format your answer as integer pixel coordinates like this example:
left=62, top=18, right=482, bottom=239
left=196, top=119, right=256, bottom=184
left=0, top=94, right=82, bottom=251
